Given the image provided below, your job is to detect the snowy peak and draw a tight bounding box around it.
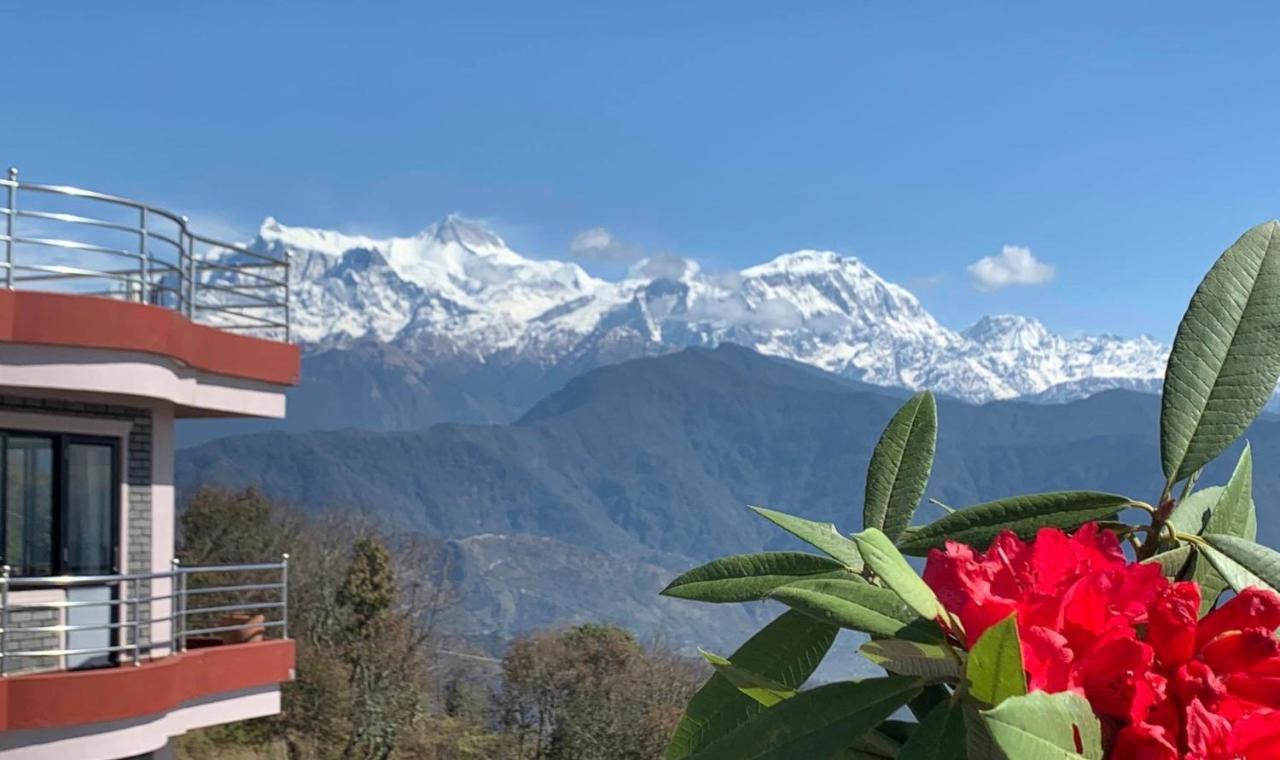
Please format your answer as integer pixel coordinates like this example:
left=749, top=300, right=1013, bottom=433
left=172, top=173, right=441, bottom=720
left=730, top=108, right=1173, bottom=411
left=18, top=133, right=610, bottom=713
left=420, top=214, right=510, bottom=254
left=256, top=217, right=385, bottom=259
left=743, top=249, right=852, bottom=276
left=265, top=215, right=1169, bottom=404
left=963, top=314, right=1053, bottom=350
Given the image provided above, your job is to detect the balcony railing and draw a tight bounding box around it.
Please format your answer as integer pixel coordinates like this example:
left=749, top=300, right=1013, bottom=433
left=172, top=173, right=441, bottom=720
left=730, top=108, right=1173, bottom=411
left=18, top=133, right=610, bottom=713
left=0, top=557, right=289, bottom=676
left=0, top=167, right=290, bottom=341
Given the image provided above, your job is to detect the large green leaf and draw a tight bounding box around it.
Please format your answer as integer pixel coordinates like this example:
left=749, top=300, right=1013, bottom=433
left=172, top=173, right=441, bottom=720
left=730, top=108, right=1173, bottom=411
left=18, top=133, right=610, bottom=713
left=899, top=700, right=967, bottom=760
left=661, top=552, right=850, bottom=603
left=1204, top=444, right=1256, bottom=540
left=685, top=677, right=923, bottom=760
left=1199, top=541, right=1272, bottom=597
left=896, top=492, right=1129, bottom=556
left=749, top=506, right=863, bottom=570
left=1169, top=447, right=1257, bottom=543
left=860, top=638, right=959, bottom=679
left=848, top=728, right=903, bottom=759
left=1142, top=545, right=1193, bottom=580
left=1167, top=486, right=1223, bottom=537
left=1171, top=451, right=1256, bottom=613
left=852, top=528, right=947, bottom=622
left=908, top=684, right=951, bottom=722
left=980, top=691, right=1103, bottom=760
left=1203, top=534, right=1280, bottom=592
left=864, top=391, right=937, bottom=542
left=769, top=578, right=943, bottom=642
left=1161, top=220, right=1280, bottom=483
left=666, top=610, right=838, bottom=759
left=965, top=614, right=1026, bottom=707
left=699, top=650, right=797, bottom=707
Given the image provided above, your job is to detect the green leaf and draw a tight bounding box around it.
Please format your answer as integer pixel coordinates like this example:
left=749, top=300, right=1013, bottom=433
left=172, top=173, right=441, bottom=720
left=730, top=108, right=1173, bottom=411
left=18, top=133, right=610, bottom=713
left=661, top=552, right=850, bottom=603
left=852, top=528, right=947, bottom=622
left=1199, top=543, right=1270, bottom=596
left=860, top=638, right=959, bottom=680
left=848, top=727, right=903, bottom=758
left=1161, top=220, right=1280, bottom=483
left=1205, top=444, right=1256, bottom=540
left=666, top=611, right=837, bottom=759
left=769, top=578, right=943, bottom=642
left=685, top=677, right=923, bottom=760
left=981, top=691, right=1103, bottom=760
left=864, top=391, right=938, bottom=542
left=1168, top=447, right=1257, bottom=543
left=698, top=650, right=796, bottom=707
left=896, top=492, right=1130, bottom=556
left=1142, top=545, right=1193, bottom=579
left=1203, top=534, right=1280, bottom=592
left=908, top=684, right=951, bottom=721
left=899, top=700, right=967, bottom=760
left=1168, top=486, right=1223, bottom=537
left=965, top=613, right=1026, bottom=707
left=1183, top=547, right=1231, bottom=615
left=749, top=506, right=863, bottom=570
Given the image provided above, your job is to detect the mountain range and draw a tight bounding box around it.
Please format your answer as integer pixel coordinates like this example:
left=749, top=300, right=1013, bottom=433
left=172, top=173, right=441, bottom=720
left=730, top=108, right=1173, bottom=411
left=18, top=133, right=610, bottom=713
left=183, top=215, right=1172, bottom=445
left=176, top=345, right=1280, bottom=655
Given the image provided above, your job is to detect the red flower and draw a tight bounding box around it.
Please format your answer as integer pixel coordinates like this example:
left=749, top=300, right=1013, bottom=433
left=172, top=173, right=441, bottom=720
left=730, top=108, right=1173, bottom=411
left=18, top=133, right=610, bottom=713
left=923, top=525, right=1280, bottom=759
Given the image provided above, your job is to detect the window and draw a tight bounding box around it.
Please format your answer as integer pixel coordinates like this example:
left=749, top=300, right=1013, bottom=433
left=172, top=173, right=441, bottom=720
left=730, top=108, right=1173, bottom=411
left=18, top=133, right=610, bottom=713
left=0, top=432, right=119, bottom=577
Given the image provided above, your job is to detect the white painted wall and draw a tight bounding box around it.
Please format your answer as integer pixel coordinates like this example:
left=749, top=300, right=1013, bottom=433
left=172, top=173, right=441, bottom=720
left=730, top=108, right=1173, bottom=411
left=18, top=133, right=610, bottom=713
left=0, top=344, right=287, bottom=419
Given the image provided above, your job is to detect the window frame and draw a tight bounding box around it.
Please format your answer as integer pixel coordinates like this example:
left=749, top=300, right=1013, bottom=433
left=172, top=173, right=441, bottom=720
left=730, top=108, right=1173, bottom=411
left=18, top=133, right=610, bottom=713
left=0, top=430, right=121, bottom=578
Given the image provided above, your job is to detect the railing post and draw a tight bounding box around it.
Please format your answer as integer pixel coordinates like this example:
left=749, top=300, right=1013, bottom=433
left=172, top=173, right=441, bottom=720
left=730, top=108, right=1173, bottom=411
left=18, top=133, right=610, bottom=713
left=281, top=553, right=290, bottom=640
left=131, top=578, right=141, bottom=666
left=5, top=168, right=16, bottom=289
left=183, top=217, right=197, bottom=320
left=1, top=565, right=10, bottom=677
left=171, top=558, right=184, bottom=653
left=138, top=207, right=150, bottom=304
left=283, top=250, right=292, bottom=342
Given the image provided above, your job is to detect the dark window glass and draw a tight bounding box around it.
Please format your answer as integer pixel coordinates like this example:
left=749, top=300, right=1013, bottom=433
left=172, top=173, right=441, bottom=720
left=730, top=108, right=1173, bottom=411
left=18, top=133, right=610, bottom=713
left=65, top=442, right=115, bottom=575
left=4, top=437, right=55, bottom=576
left=1, top=433, right=118, bottom=577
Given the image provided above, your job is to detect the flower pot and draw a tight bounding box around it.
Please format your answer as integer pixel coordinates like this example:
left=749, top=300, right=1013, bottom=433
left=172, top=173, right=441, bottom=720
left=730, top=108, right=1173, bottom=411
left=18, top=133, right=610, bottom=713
left=217, top=612, right=265, bottom=644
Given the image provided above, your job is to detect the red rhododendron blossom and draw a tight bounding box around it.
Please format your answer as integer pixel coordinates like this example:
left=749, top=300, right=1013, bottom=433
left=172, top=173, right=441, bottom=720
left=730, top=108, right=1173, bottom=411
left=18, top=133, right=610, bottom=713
left=923, top=524, right=1280, bottom=758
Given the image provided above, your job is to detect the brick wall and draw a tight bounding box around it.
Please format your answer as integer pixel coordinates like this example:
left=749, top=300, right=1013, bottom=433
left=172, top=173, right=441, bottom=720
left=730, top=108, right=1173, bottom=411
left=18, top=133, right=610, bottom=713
left=0, top=394, right=155, bottom=667
left=4, top=607, right=58, bottom=674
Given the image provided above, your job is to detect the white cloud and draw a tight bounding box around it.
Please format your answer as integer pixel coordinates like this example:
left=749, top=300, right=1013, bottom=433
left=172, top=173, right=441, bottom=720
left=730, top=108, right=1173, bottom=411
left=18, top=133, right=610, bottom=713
left=568, top=227, right=642, bottom=262
left=628, top=254, right=697, bottom=280
left=967, top=245, right=1055, bottom=291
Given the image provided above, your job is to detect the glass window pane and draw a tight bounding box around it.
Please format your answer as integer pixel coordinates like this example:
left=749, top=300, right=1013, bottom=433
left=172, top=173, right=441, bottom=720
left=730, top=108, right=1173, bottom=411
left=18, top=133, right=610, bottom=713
left=65, top=443, right=114, bottom=575
left=5, top=437, right=54, bottom=576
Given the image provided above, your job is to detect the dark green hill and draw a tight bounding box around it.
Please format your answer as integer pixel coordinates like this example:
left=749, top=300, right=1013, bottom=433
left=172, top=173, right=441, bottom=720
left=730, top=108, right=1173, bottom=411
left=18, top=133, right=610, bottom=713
left=176, top=344, right=1279, bottom=649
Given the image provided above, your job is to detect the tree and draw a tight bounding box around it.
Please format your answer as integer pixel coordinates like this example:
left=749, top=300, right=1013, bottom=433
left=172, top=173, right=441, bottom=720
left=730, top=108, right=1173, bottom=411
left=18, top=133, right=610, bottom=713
left=498, top=624, right=703, bottom=760
left=175, top=489, right=453, bottom=760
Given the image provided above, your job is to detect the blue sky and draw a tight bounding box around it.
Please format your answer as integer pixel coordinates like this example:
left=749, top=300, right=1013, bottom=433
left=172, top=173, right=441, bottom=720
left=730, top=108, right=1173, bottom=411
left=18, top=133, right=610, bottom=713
left=4, top=1, right=1280, bottom=338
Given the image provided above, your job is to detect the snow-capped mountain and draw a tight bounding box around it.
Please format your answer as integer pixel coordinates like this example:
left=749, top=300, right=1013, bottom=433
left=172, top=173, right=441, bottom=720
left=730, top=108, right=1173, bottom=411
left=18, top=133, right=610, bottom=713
left=252, top=215, right=1169, bottom=405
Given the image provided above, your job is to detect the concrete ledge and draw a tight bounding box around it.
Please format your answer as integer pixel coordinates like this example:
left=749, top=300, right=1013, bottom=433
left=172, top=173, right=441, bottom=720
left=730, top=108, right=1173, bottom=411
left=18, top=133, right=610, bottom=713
left=0, top=638, right=294, bottom=732
left=0, top=290, right=299, bottom=386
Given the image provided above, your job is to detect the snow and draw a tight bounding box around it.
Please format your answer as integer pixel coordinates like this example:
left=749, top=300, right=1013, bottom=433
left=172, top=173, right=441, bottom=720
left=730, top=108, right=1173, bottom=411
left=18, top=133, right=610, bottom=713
left=249, top=214, right=1171, bottom=404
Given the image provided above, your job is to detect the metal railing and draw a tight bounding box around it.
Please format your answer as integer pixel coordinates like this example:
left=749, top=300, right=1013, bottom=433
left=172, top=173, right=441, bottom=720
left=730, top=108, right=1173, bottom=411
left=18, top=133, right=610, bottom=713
left=0, top=556, right=289, bottom=676
left=0, top=167, right=290, bottom=341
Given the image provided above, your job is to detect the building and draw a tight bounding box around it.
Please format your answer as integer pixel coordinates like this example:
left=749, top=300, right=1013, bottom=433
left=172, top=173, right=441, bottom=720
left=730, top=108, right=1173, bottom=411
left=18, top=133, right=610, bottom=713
left=0, top=168, right=298, bottom=759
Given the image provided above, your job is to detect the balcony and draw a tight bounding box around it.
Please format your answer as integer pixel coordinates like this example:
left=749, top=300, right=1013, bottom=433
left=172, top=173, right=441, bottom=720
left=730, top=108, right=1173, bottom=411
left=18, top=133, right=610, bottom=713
left=0, top=167, right=290, bottom=342
left=0, top=561, right=294, bottom=735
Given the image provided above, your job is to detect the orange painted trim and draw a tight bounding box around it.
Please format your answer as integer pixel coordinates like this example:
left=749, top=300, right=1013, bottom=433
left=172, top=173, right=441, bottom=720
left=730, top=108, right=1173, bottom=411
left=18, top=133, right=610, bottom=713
left=0, top=290, right=300, bottom=386
left=0, top=638, right=295, bottom=732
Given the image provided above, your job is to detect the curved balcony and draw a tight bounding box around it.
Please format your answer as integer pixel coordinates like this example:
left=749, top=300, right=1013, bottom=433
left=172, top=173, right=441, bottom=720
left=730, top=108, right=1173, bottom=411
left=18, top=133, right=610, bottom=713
left=0, top=168, right=289, bottom=342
